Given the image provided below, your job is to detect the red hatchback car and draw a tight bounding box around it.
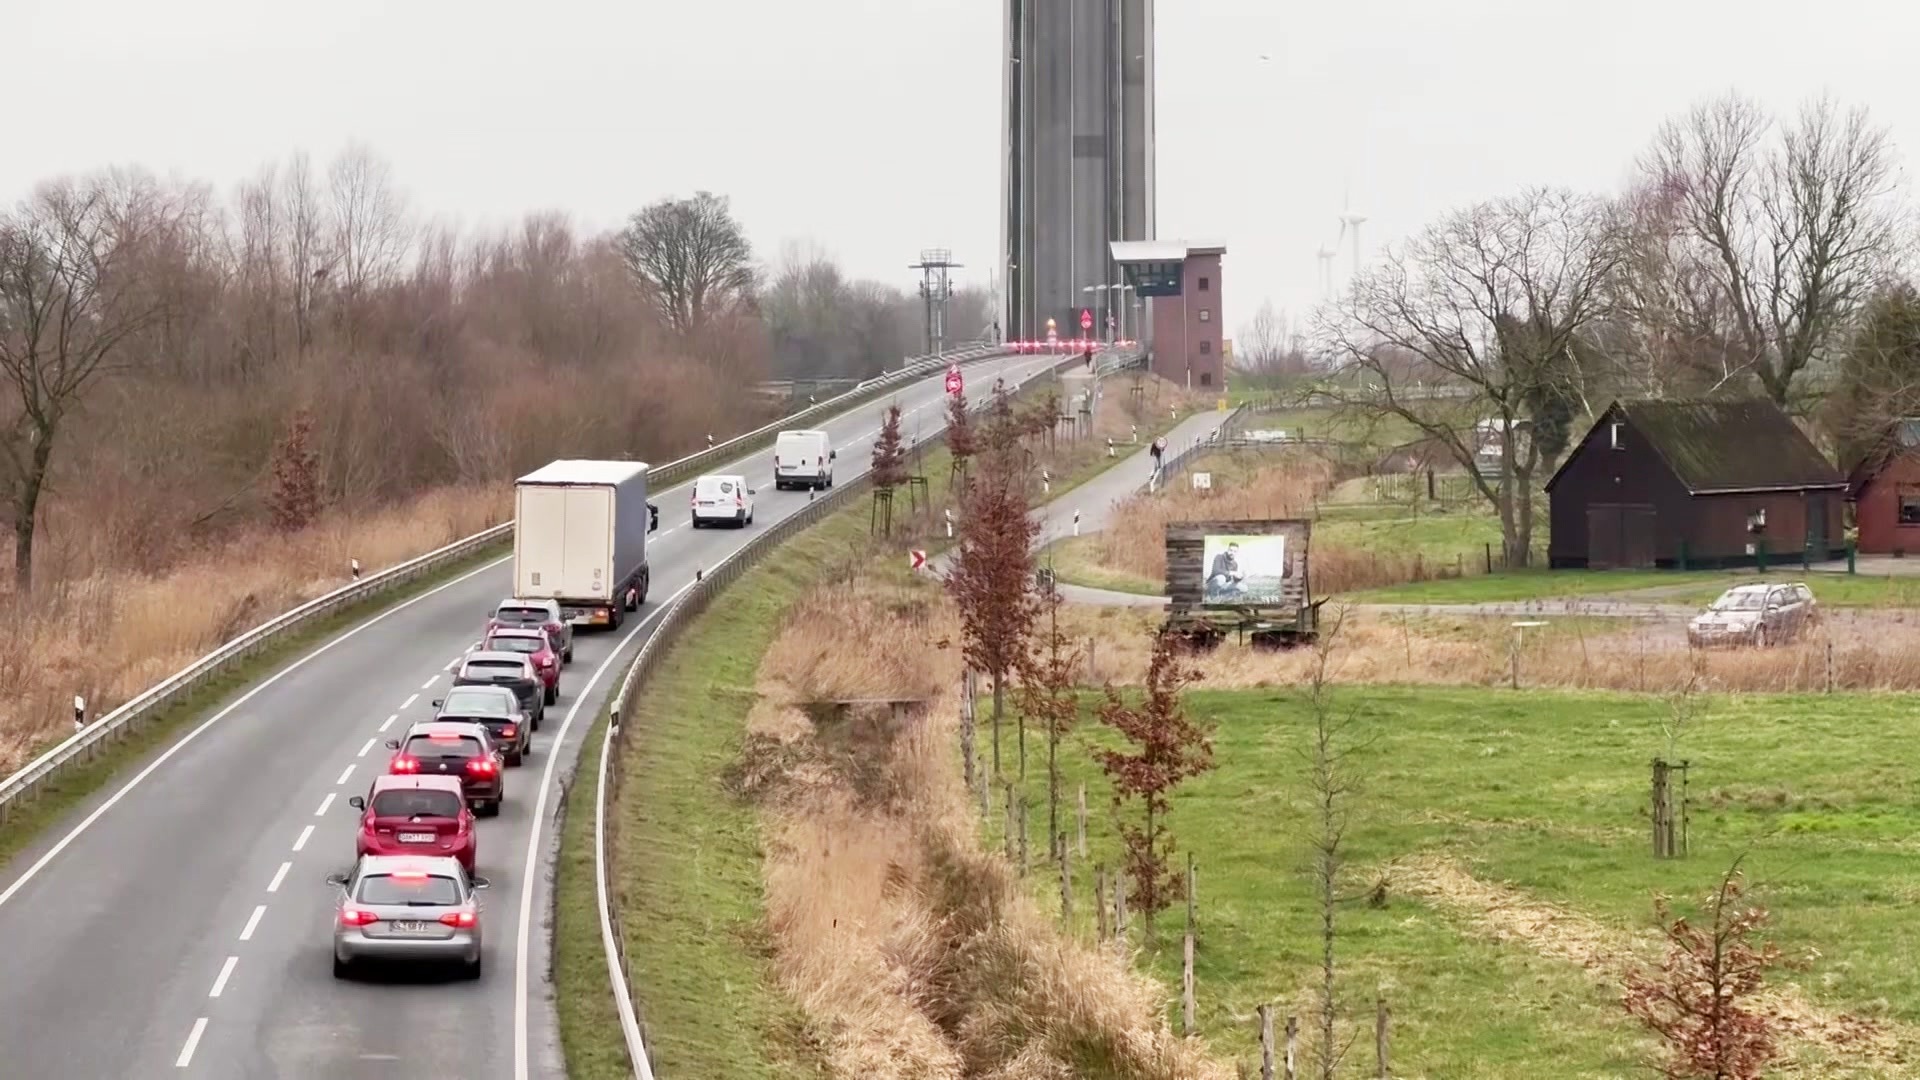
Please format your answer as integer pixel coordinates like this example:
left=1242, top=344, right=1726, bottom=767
left=483, top=627, right=560, bottom=704
left=347, top=774, right=476, bottom=873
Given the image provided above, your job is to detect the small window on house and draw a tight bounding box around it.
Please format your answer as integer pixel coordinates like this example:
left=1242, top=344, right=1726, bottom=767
left=1199, top=371, right=1213, bottom=387
left=1899, top=491, right=1920, bottom=525
left=1199, top=340, right=1210, bottom=355
left=1609, top=421, right=1624, bottom=450
left=1198, top=276, right=1210, bottom=291
left=1199, top=309, right=1211, bottom=323
left=1747, top=508, right=1767, bottom=532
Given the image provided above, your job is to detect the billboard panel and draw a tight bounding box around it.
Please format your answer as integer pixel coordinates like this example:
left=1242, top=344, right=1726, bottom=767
left=1164, top=518, right=1312, bottom=612
left=1200, top=534, right=1291, bottom=606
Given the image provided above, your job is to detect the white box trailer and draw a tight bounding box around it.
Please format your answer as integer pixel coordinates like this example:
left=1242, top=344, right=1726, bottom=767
left=514, top=459, right=654, bottom=630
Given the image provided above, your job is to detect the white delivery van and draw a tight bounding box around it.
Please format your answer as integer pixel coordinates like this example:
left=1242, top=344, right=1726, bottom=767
left=773, top=429, right=834, bottom=490
left=691, top=474, right=755, bottom=528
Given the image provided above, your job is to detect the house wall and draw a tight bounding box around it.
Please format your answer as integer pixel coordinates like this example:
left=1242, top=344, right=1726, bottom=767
left=1548, top=409, right=1845, bottom=567
left=1855, top=452, right=1920, bottom=554
left=1147, top=252, right=1223, bottom=390
left=1687, top=491, right=1844, bottom=566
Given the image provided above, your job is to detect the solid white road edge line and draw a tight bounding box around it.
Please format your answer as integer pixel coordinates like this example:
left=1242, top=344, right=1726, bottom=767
left=0, top=554, right=512, bottom=911
left=512, top=585, right=688, bottom=1080
left=174, top=1017, right=207, bottom=1068
left=240, top=904, right=265, bottom=941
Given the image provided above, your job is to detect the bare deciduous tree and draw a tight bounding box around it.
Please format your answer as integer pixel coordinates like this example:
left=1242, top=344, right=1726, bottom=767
left=328, top=143, right=409, bottom=338
left=617, top=191, right=757, bottom=336
left=1642, top=93, right=1902, bottom=406
left=0, top=179, right=169, bottom=587
left=1318, top=187, right=1623, bottom=567
left=1237, top=300, right=1309, bottom=382
left=281, top=151, right=331, bottom=354
left=1822, top=283, right=1920, bottom=466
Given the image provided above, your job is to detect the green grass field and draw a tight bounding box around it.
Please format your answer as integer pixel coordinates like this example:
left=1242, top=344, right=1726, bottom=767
left=1346, top=567, right=1920, bottom=607
left=1030, top=684, right=1920, bottom=1076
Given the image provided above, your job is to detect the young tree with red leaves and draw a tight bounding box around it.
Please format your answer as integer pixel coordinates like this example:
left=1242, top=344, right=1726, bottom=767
left=945, top=386, right=976, bottom=484
left=1096, top=632, right=1212, bottom=929
left=870, top=402, right=907, bottom=534
left=1018, top=579, right=1083, bottom=859
left=1624, top=858, right=1785, bottom=1080
left=269, top=409, right=320, bottom=532
left=945, top=426, right=1040, bottom=786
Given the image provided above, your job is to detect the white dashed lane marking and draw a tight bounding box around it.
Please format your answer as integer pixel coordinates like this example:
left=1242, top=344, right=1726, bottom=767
left=208, top=956, right=237, bottom=998
left=292, top=825, right=313, bottom=852
left=314, top=793, right=335, bottom=816
left=400, top=694, right=418, bottom=710
left=357, top=738, right=376, bottom=758
left=239, top=905, right=265, bottom=942
left=266, top=862, right=290, bottom=893
left=175, top=1018, right=207, bottom=1068
left=337, top=763, right=356, bottom=783
left=379, top=714, right=397, bottom=733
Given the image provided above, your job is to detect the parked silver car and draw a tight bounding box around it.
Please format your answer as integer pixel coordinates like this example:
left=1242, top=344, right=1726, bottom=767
left=1687, top=582, right=1819, bottom=648
left=328, top=854, right=489, bottom=979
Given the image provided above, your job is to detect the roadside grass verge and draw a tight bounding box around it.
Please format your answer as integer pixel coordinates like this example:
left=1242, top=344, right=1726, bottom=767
left=0, top=541, right=509, bottom=875
left=1342, top=568, right=1745, bottom=604
left=1025, top=683, right=1920, bottom=1076
left=554, top=511, right=867, bottom=1079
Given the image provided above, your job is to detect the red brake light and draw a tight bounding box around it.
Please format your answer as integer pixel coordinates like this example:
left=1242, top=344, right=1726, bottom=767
left=500, top=725, right=517, bottom=739
left=339, top=906, right=379, bottom=927
left=390, top=755, right=420, bottom=773
left=439, top=909, right=477, bottom=928
left=467, top=758, right=497, bottom=776
left=392, top=871, right=428, bottom=880
left=429, top=733, right=461, bottom=742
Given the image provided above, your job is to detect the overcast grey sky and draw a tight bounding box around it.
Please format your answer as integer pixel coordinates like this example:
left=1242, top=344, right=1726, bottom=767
left=14, top=0, right=1920, bottom=341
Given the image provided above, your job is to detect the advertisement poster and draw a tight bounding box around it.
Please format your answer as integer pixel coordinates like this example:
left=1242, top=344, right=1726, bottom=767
left=1201, top=534, right=1290, bottom=605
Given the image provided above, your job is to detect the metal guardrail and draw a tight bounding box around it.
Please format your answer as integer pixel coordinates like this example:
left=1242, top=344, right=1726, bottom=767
left=0, top=344, right=1012, bottom=824
left=592, top=350, right=1085, bottom=1077
left=1148, top=404, right=1252, bottom=490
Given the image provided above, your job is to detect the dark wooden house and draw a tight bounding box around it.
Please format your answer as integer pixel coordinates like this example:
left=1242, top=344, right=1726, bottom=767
left=1846, top=419, right=1920, bottom=555
left=1545, top=399, right=1846, bottom=569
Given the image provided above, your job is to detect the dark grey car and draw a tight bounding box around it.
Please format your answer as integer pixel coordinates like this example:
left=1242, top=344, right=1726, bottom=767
left=433, top=685, right=531, bottom=766
left=454, top=652, right=545, bottom=727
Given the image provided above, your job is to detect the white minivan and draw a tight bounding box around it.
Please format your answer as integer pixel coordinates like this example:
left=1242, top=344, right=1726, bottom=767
left=691, top=474, right=755, bottom=528
left=773, top=429, right=834, bottom=490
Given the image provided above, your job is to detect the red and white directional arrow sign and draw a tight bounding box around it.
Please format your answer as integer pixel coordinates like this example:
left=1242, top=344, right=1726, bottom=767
left=944, top=367, right=962, bottom=395
left=909, top=549, right=928, bottom=571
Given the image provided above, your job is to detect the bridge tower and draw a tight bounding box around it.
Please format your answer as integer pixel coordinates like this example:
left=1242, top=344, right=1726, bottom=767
left=1001, top=0, right=1156, bottom=344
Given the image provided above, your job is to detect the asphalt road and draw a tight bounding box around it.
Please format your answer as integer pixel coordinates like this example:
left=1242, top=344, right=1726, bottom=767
left=0, top=350, right=1062, bottom=1080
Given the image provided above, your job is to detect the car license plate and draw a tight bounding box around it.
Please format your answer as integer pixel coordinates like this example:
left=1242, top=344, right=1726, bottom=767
left=390, top=920, right=433, bottom=933
left=398, top=832, right=435, bottom=843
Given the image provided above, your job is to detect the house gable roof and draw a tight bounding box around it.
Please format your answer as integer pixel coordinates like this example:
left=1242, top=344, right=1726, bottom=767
left=1546, top=398, right=1845, bottom=495
left=1845, top=419, right=1920, bottom=497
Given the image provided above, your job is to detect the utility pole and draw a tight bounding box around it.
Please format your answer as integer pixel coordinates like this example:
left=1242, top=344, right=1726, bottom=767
left=911, top=249, right=961, bottom=358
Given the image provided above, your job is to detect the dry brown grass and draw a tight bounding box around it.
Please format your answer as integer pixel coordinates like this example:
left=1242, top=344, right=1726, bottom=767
left=0, top=485, right=506, bottom=772
left=1058, top=603, right=1920, bottom=695
left=748, top=571, right=1233, bottom=1080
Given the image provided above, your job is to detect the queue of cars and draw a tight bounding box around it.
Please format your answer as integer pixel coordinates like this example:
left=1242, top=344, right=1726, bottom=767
left=329, top=432, right=838, bottom=980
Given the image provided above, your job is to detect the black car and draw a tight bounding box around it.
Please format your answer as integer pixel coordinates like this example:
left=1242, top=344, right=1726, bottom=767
left=384, top=721, right=505, bottom=816
left=432, top=684, right=531, bottom=766
left=454, top=652, right=546, bottom=729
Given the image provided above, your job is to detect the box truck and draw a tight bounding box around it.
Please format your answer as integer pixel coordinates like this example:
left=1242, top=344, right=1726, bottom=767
left=513, top=459, right=655, bottom=630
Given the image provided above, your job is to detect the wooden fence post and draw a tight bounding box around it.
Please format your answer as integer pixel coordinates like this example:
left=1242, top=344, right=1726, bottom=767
left=1187, top=853, right=1197, bottom=937
left=1258, top=1005, right=1275, bottom=1080
left=1376, top=997, right=1390, bottom=1077
left=1076, top=783, right=1089, bottom=858
left=1182, top=930, right=1196, bottom=1035
left=1004, top=783, right=1015, bottom=859
left=1114, top=869, right=1128, bottom=952
left=1284, top=1015, right=1298, bottom=1080
left=1095, top=864, right=1109, bottom=941
left=1059, top=834, right=1073, bottom=923
left=1018, top=796, right=1030, bottom=877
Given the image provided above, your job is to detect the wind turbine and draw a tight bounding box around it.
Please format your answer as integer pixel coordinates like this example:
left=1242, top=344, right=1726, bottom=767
left=1315, top=245, right=1336, bottom=299
left=1336, top=189, right=1366, bottom=284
